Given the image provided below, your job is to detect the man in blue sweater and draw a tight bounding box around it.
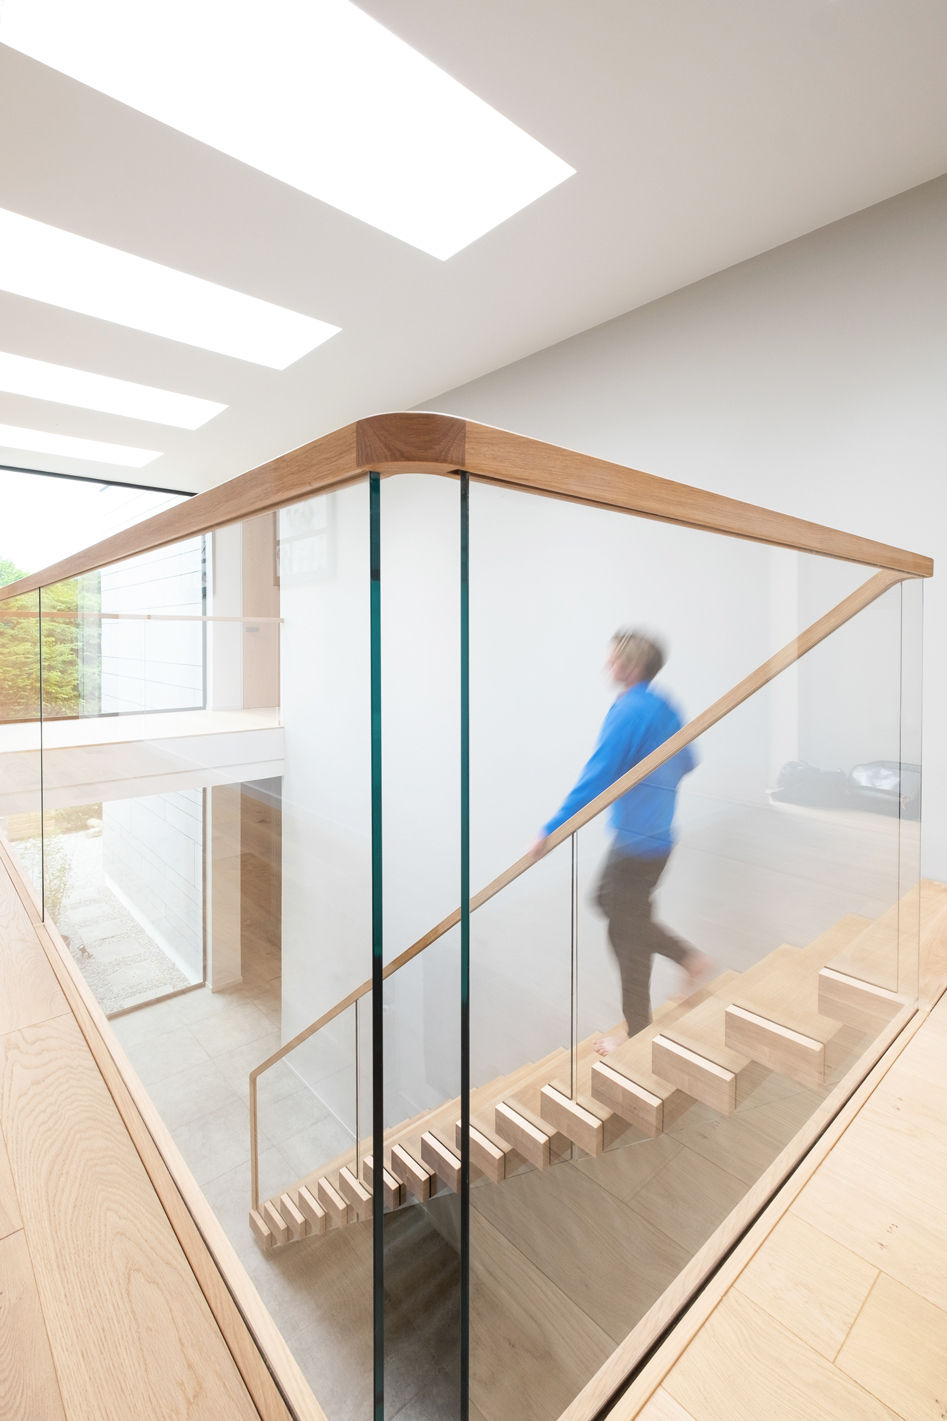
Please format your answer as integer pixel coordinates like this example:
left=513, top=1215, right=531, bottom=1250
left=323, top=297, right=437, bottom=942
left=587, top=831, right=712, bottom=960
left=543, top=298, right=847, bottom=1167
left=530, top=629, right=709, bottom=1054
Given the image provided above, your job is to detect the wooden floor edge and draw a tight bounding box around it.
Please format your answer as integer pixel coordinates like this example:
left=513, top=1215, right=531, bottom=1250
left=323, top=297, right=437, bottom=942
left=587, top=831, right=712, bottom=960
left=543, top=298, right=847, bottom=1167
left=586, top=1003, right=929, bottom=1421
left=0, top=839, right=325, bottom=1421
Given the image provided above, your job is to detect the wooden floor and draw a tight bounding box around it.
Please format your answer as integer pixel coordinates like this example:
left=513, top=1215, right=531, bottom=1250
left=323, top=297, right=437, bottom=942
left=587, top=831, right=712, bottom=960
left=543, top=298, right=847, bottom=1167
left=611, top=989, right=947, bottom=1420
left=0, top=857, right=266, bottom=1421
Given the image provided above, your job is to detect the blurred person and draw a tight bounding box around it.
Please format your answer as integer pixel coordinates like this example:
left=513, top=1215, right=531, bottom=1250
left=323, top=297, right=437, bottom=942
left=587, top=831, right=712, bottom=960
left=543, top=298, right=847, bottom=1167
left=529, top=628, right=710, bottom=1053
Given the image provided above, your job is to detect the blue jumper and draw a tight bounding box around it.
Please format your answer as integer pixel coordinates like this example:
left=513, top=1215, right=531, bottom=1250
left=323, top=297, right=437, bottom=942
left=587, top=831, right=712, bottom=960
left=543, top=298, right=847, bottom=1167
left=541, top=682, right=695, bottom=858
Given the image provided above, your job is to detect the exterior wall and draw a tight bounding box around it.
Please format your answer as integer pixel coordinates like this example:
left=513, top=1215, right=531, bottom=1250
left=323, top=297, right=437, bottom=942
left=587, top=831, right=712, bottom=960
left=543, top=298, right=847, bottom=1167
left=98, top=538, right=205, bottom=714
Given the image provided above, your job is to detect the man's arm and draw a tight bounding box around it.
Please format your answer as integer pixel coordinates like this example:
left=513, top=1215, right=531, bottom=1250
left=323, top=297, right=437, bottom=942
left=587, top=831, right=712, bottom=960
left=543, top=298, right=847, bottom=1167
left=530, top=703, right=638, bottom=859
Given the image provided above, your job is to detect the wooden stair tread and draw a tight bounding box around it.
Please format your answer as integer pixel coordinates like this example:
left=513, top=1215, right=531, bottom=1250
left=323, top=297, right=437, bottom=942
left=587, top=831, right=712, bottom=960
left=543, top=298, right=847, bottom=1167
left=493, top=1100, right=558, bottom=1169
left=390, top=1144, right=435, bottom=1202
left=450, top=1119, right=512, bottom=1183
left=539, top=1083, right=605, bottom=1156
left=728, top=945, right=841, bottom=1046
left=582, top=972, right=740, bottom=1101
left=660, top=990, right=751, bottom=1074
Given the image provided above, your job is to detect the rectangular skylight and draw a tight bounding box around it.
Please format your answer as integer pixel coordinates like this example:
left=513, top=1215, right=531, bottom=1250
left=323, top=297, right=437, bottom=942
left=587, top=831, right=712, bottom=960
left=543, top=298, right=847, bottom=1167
left=1, top=0, right=575, bottom=260
left=0, top=422, right=161, bottom=468
left=0, top=207, right=340, bottom=368
left=0, top=351, right=227, bottom=429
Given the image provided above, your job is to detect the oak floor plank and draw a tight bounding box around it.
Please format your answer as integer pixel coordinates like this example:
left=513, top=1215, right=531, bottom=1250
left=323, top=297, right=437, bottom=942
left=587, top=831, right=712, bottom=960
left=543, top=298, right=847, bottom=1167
left=836, top=1273, right=947, bottom=1420
left=733, top=1212, right=877, bottom=1361
left=0, top=1013, right=260, bottom=1421
left=662, top=1290, right=899, bottom=1421
left=635, top=1389, right=697, bottom=1421
left=0, top=1230, right=66, bottom=1421
left=792, top=1123, right=947, bottom=1314
left=0, top=876, right=68, bottom=1036
left=0, top=1127, right=21, bottom=1241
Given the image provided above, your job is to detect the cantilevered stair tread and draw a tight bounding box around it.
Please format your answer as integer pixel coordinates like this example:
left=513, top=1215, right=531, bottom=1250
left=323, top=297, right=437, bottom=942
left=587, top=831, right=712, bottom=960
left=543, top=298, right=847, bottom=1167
left=390, top=1144, right=435, bottom=1202
left=363, top=1156, right=405, bottom=1209
left=338, top=1166, right=373, bottom=1219
left=724, top=945, right=845, bottom=1086
left=539, top=1083, right=605, bottom=1156
left=649, top=955, right=799, bottom=1113
left=452, top=1119, right=513, bottom=1183
left=493, top=1100, right=559, bottom=1170
left=420, top=1131, right=462, bottom=1191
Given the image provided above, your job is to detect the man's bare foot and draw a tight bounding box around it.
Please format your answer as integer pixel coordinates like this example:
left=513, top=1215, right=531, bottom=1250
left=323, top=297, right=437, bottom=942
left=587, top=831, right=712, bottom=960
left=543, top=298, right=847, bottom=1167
left=671, top=949, right=714, bottom=1003
left=594, top=1030, right=629, bottom=1057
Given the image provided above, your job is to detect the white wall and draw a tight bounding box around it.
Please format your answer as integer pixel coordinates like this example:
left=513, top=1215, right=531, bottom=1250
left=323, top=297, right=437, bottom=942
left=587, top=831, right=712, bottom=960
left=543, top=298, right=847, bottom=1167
left=423, top=174, right=947, bottom=878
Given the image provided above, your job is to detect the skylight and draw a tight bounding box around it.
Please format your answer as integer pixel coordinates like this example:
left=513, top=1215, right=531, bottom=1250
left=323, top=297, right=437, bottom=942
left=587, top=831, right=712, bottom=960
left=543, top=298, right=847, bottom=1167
left=0, top=422, right=161, bottom=468
left=0, top=352, right=226, bottom=429
left=0, top=208, right=340, bottom=368
left=0, top=0, right=575, bottom=260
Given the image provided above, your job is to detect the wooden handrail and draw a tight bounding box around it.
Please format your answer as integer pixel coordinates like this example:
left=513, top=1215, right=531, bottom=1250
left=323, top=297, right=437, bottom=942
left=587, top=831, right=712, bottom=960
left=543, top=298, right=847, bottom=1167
left=248, top=564, right=905, bottom=1207
left=0, top=413, right=932, bottom=602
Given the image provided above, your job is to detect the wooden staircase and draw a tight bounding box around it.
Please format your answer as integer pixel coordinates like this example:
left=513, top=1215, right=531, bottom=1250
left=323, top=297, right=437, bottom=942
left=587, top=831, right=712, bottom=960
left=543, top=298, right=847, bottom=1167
left=248, top=887, right=946, bottom=1251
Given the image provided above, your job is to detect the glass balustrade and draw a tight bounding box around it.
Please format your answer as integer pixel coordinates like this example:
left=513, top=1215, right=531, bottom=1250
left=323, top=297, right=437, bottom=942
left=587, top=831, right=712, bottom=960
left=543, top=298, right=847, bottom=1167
left=0, top=434, right=926, bottom=1421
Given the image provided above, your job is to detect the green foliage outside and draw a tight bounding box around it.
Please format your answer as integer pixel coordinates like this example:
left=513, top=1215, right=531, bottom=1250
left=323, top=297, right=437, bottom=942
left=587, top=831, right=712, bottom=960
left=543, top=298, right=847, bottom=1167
left=0, top=561, right=101, bottom=720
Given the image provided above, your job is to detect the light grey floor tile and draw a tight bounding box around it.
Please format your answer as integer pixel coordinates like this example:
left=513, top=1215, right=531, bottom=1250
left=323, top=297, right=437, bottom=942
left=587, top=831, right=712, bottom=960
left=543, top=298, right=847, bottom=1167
left=127, top=1024, right=212, bottom=1085
left=215, top=1041, right=301, bottom=1104
left=173, top=1097, right=260, bottom=1185
left=260, top=1084, right=334, bottom=1145
left=194, top=1002, right=279, bottom=1058
left=280, top=1114, right=357, bottom=1181
left=144, top=1056, right=243, bottom=1130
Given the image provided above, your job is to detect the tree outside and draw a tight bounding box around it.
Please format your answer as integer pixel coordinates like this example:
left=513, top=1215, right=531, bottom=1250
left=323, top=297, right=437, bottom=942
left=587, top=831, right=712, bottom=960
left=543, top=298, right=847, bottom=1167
left=0, top=562, right=101, bottom=721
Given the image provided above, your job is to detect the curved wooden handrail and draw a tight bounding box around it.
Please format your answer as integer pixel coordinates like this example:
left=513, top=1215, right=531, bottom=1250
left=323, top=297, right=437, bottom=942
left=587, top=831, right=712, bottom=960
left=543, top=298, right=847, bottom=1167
left=0, top=413, right=932, bottom=603
left=248, top=565, right=905, bottom=1205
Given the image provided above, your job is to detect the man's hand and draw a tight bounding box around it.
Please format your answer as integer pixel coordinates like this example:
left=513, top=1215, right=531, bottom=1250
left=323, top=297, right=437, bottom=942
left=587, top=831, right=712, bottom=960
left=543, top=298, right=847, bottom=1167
left=527, top=835, right=549, bottom=864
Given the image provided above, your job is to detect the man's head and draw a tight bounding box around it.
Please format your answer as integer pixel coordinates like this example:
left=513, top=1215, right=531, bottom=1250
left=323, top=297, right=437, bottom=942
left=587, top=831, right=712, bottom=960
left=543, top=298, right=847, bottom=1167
left=608, top=628, right=666, bottom=688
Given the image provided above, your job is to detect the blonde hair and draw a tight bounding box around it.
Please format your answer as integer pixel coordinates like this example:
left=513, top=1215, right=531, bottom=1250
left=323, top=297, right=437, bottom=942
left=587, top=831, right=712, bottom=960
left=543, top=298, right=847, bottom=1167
left=611, top=628, right=665, bottom=683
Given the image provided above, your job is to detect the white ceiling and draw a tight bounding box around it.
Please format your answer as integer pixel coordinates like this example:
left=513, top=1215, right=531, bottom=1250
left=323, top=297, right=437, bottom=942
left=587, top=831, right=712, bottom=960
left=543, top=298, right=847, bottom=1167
left=1, top=0, right=946, bottom=493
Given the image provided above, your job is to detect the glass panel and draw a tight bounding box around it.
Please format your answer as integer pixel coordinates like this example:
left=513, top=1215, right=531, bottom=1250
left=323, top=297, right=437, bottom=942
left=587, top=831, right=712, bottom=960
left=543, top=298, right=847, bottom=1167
left=0, top=589, right=43, bottom=906
left=465, top=474, right=919, bottom=1418
left=40, top=549, right=215, bottom=1014
left=898, top=577, right=923, bottom=1004
left=17, top=452, right=926, bottom=1421
left=573, top=586, right=915, bottom=1414
left=378, top=472, right=463, bottom=1418
left=27, top=484, right=378, bottom=1418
